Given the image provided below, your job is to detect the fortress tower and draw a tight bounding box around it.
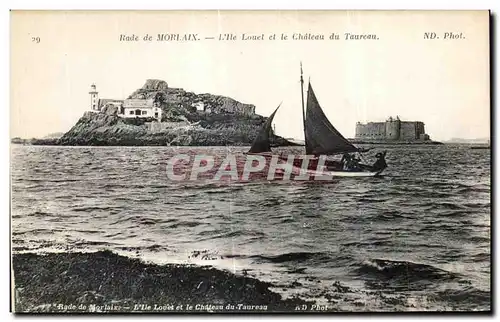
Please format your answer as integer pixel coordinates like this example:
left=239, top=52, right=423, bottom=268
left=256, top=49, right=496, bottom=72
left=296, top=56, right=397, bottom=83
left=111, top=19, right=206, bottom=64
left=89, top=83, right=99, bottom=111
left=384, top=116, right=401, bottom=140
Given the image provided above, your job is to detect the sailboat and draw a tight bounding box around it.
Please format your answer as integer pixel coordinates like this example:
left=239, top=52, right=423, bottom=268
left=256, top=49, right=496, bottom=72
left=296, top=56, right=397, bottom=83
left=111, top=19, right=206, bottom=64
left=247, top=63, right=387, bottom=177
left=247, top=103, right=281, bottom=156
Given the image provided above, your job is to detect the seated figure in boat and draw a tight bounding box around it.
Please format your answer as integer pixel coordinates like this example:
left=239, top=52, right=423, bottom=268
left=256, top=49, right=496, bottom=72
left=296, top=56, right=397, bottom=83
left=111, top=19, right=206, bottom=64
left=340, top=153, right=350, bottom=167
left=371, top=151, right=387, bottom=172
left=352, top=155, right=362, bottom=170
left=341, top=153, right=361, bottom=171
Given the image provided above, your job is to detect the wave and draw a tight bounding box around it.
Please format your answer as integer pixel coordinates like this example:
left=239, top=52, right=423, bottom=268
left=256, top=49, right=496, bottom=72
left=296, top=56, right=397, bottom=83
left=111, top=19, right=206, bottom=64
left=468, top=252, right=490, bottom=262
left=72, top=206, right=122, bottom=212
left=78, top=240, right=119, bottom=246
left=418, top=223, right=474, bottom=233
left=356, top=258, right=459, bottom=289
left=422, top=202, right=467, bottom=210
left=375, top=210, right=409, bottom=221
left=26, top=211, right=52, bottom=217
left=342, top=240, right=393, bottom=247
left=113, top=197, right=158, bottom=202
left=463, top=202, right=490, bottom=209
left=256, top=198, right=285, bottom=207
left=436, top=210, right=471, bottom=217
left=467, top=236, right=490, bottom=243
left=251, top=251, right=330, bottom=264
left=18, top=178, right=82, bottom=183
left=13, top=228, right=65, bottom=235
left=433, top=287, right=490, bottom=309
left=74, top=229, right=102, bottom=234
left=455, top=186, right=490, bottom=194
left=205, top=190, right=231, bottom=195
left=109, top=216, right=176, bottom=226
left=115, top=244, right=167, bottom=252
left=195, top=229, right=266, bottom=242
left=167, top=221, right=202, bottom=229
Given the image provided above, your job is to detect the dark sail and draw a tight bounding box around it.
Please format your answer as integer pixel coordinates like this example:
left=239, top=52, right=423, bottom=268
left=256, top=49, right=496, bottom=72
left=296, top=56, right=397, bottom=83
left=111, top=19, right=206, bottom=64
left=305, top=83, right=359, bottom=155
left=248, top=104, right=281, bottom=153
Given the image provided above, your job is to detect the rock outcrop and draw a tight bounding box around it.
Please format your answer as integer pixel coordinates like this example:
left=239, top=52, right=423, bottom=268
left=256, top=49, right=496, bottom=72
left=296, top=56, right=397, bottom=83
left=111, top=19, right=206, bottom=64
left=128, top=79, right=169, bottom=99
left=142, top=79, right=169, bottom=91
left=57, top=111, right=292, bottom=147
left=101, top=105, right=119, bottom=116
left=127, top=80, right=255, bottom=116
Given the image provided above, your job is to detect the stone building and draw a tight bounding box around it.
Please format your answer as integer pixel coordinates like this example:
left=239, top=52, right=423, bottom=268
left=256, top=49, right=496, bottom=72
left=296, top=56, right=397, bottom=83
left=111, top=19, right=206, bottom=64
left=98, top=99, right=124, bottom=111
left=88, top=84, right=162, bottom=121
left=355, top=116, right=430, bottom=141
left=121, top=98, right=163, bottom=120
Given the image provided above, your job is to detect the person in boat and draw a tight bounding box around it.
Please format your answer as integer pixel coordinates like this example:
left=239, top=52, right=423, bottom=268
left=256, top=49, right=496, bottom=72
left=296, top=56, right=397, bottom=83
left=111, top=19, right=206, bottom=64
left=341, top=153, right=351, bottom=170
left=352, top=155, right=361, bottom=165
left=371, top=151, right=387, bottom=172
left=341, top=153, right=361, bottom=171
left=341, top=153, right=350, bottom=165
left=349, top=155, right=361, bottom=171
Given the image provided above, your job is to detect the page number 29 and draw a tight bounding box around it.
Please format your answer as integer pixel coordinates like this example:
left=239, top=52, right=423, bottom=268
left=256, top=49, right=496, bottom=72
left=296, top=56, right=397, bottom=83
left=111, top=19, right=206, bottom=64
left=31, top=36, right=40, bottom=43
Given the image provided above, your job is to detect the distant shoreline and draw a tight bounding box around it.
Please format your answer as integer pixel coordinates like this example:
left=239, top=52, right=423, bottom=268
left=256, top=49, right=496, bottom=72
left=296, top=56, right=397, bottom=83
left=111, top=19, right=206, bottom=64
left=10, top=139, right=301, bottom=147
left=349, top=140, right=444, bottom=145
left=11, top=139, right=446, bottom=147
left=12, top=136, right=494, bottom=147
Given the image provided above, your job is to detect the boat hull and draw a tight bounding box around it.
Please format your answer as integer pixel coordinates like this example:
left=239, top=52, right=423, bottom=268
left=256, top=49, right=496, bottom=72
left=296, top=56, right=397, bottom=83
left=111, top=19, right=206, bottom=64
left=248, top=154, right=386, bottom=179
left=302, top=167, right=384, bottom=177
left=280, top=163, right=384, bottom=178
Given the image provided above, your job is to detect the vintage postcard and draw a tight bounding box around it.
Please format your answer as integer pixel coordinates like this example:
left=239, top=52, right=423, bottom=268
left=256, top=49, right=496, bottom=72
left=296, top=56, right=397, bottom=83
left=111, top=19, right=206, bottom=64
left=10, top=10, right=490, bottom=313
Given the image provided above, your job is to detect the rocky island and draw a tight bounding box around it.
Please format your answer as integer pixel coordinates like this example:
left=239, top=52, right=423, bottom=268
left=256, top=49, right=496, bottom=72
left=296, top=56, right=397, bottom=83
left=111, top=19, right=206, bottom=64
left=31, top=79, right=294, bottom=147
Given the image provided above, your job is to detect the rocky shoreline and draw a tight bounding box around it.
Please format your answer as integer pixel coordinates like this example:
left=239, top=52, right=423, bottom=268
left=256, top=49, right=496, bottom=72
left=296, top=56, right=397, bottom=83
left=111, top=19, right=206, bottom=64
left=12, top=251, right=309, bottom=313
left=13, top=134, right=444, bottom=147
left=53, top=111, right=294, bottom=147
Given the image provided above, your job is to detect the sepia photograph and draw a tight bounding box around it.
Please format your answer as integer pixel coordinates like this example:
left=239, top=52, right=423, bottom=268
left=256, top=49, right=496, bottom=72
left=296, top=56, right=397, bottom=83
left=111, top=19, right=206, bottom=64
left=9, top=10, right=491, bottom=313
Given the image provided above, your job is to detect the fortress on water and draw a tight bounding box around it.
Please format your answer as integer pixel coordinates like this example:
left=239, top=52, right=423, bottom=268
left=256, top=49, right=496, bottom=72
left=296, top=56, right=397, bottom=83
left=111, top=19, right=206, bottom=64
left=355, top=116, right=430, bottom=141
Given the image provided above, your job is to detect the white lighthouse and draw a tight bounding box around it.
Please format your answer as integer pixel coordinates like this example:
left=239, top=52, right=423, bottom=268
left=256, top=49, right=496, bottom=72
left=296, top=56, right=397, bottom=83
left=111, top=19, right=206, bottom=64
left=89, top=83, right=99, bottom=111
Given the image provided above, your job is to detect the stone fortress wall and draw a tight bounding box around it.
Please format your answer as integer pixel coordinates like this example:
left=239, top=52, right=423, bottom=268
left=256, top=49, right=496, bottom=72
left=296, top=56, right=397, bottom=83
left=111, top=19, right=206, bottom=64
left=147, top=121, right=191, bottom=133
left=355, top=116, right=430, bottom=141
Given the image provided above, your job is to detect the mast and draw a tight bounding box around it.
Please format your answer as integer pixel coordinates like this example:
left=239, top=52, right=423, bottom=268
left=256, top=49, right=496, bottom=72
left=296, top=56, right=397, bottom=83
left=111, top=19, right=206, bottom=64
left=300, top=62, right=307, bottom=143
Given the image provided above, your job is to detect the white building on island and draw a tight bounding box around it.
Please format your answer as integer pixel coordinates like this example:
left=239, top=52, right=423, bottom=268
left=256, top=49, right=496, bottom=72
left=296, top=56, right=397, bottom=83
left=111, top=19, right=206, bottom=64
left=89, top=84, right=99, bottom=111
left=122, top=98, right=162, bottom=120
left=88, top=84, right=162, bottom=122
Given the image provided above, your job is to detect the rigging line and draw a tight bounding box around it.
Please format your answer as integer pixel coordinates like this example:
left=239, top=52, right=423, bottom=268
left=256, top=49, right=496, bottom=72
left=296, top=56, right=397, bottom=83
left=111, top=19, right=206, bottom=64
left=226, top=147, right=236, bottom=274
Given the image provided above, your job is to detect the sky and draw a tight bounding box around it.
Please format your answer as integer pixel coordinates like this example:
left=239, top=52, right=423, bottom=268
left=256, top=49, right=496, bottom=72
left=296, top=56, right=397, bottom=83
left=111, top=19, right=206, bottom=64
left=10, top=10, right=490, bottom=141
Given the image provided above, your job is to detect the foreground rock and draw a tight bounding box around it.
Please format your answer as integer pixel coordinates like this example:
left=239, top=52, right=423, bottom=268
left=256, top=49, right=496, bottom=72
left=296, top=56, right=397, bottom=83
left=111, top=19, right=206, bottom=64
left=12, top=251, right=308, bottom=313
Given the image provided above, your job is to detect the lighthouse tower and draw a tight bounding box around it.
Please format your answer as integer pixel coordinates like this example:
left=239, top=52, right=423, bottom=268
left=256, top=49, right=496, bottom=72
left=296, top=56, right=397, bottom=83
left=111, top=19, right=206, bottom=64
left=89, top=83, right=99, bottom=111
